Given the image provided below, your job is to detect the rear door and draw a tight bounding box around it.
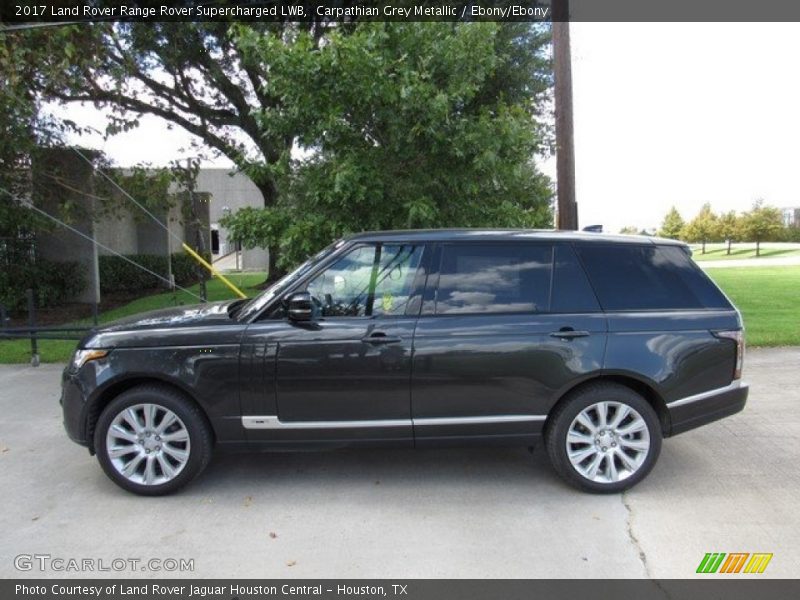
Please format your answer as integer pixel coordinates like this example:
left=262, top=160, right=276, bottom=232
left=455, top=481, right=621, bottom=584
left=411, top=242, right=607, bottom=446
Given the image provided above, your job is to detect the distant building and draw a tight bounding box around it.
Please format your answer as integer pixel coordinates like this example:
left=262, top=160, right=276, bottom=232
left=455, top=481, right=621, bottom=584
left=782, top=207, right=799, bottom=228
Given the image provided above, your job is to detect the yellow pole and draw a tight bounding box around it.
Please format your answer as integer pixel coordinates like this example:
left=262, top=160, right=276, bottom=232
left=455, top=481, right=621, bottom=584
left=181, top=242, right=247, bottom=299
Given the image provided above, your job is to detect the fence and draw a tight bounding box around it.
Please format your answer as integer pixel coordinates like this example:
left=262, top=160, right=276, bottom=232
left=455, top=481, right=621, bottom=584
left=0, top=289, right=92, bottom=367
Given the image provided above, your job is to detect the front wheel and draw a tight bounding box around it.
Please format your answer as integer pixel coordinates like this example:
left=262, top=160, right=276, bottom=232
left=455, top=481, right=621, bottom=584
left=545, top=382, right=662, bottom=493
left=94, top=384, right=213, bottom=496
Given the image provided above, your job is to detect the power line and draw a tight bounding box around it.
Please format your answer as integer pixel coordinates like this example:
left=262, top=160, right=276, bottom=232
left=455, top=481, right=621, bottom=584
left=71, top=147, right=185, bottom=246
left=0, top=186, right=206, bottom=303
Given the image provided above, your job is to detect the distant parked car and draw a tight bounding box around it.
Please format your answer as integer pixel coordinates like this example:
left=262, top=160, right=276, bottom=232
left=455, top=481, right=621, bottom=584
left=61, top=229, right=747, bottom=495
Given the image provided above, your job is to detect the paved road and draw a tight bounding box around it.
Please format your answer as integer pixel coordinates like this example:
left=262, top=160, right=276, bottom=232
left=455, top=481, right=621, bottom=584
left=0, top=348, right=797, bottom=579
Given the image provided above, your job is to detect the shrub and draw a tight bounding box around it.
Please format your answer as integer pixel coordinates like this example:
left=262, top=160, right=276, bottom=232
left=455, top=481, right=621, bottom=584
left=98, top=253, right=203, bottom=293
left=0, top=257, right=85, bottom=311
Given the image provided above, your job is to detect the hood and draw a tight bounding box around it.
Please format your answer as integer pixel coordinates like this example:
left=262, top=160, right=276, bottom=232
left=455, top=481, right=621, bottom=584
left=79, top=299, right=248, bottom=350
left=95, top=300, right=240, bottom=333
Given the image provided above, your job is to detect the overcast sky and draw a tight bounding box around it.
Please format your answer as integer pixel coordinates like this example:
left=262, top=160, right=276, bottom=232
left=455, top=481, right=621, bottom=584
left=61, top=22, right=800, bottom=233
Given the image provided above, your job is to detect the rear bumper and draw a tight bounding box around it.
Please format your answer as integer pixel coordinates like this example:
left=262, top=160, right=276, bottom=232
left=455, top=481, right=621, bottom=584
left=667, top=380, right=748, bottom=436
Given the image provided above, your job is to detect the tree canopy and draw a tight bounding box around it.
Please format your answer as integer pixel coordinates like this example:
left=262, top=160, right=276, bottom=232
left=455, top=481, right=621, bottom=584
left=7, top=19, right=554, bottom=275
left=658, top=206, right=685, bottom=239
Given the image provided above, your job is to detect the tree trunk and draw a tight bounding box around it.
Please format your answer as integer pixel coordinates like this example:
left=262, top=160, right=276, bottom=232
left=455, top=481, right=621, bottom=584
left=701, top=239, right=706, bottom=254
left=756, top=240, right=761, bottom=257
left=727, top=239, right=732, bottom=255
left=253, top=179, right=287, bottom=284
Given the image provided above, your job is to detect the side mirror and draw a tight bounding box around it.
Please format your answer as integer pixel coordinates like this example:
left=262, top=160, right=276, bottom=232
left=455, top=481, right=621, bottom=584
left=285, top=291, right=314, bottom=322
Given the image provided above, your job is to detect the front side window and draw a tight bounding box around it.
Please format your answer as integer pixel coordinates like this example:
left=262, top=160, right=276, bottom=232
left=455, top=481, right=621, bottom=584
left=435, top=244, right=553, bottom=314
left=306, top=244, right=423, bottom=317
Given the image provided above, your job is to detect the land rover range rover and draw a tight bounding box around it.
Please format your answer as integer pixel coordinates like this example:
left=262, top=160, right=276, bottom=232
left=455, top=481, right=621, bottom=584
left=61, top=230, right=748, bottom=495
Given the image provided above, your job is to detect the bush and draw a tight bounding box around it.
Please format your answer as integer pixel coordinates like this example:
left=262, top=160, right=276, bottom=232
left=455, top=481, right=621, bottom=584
left=98, top=253, right=203, bottom=293
left=0, top=257, right=85, bottom=311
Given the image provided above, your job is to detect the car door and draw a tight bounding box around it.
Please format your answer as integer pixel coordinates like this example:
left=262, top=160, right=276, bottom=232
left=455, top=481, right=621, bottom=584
left=411, top=242, right=607, bottom=446
left=241, top=242, right=428, bottom=446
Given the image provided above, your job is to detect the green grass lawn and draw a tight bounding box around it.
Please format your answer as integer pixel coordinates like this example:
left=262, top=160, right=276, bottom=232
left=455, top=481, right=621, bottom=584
left=1, top=266, right=798, bottom=364
left=706, top=266, right=800, bottom=347
left=0, top=272, right=266, bottom=364
left=692, top=243, right=800, bottom=261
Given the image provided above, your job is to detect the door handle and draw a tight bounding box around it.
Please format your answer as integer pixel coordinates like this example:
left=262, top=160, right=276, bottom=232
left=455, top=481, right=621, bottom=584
left=361, top=332, right=402, bottom=345
left=549, top=329, right=590, bottom=340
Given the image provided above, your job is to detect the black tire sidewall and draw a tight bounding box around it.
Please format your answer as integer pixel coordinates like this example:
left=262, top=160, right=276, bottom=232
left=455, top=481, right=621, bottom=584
left=546, top=384, right=662, bottom=493
left=94, top=385, right=212, bottom=496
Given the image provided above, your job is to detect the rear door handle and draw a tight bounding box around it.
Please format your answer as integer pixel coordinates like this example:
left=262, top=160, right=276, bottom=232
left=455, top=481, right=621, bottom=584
left=361, top=332, right=402, bottom=345
left=549, top=329, right=590, bottom=340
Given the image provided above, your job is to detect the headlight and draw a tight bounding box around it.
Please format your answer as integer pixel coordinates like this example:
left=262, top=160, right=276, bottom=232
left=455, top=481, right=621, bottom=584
left=71, top=349, right=109, bottom=371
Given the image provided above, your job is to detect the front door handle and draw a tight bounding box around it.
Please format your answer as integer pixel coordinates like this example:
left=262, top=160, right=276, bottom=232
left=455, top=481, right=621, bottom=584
left=549, top=329, right=590, bottom=340
left=361, top=332, right=402, bottom=345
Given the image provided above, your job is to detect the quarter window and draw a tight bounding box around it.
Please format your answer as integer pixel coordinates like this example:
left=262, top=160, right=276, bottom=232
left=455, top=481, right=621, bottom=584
left=575, top=244, right=731, bottom=311
left=435, top=244, right=553, bottom=314
left=306, top=244, right=423, bottom=317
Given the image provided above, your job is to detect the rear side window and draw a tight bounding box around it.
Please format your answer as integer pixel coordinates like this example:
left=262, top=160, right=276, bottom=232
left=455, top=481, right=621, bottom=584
left=575, top=244, right=732, bottom=311
left=435, top=244, right=552, bottom=314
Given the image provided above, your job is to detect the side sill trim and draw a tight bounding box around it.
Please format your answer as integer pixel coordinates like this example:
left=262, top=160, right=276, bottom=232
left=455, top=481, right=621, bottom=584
left=242, top=414, right=547, bottom=430
left=413, top=415, right=546, bottom=426
left=665, top=380, right=747, bottom=409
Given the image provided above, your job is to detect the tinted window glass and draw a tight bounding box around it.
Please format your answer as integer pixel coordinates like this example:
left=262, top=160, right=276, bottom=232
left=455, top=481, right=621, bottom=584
left=552, top=245, right=601, bottom=313
left=435, top=244, right=552, bottom=314
left=575, top=244, right=732, bottom=311
left=306, top=244, right=422, bottom=317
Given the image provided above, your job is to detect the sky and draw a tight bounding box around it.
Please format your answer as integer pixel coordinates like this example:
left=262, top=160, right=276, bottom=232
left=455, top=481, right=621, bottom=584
left=59, top=22, right=800, bottom=234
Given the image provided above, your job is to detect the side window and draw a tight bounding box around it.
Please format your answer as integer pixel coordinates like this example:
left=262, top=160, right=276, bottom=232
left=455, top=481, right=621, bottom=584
left=551, top=245, right=601, bottom=313
left=575, top=244, right=732, bottom=311
left=305, top=244, right=423, bottom=317
left=435, top=244, right=552, bottom=314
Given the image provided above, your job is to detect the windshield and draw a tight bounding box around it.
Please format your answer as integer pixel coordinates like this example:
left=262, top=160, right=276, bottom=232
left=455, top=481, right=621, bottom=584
left=235, top=240, right=344, bottom=321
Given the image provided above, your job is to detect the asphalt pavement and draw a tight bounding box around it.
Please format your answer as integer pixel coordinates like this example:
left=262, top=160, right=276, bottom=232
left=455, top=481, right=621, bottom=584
left=0, top=348, right=797, bottom=579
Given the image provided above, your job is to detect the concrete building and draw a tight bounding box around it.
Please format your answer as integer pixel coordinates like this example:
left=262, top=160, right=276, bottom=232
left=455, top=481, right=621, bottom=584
left=782, top=207, right=799, bottom=228
left=32, top=150, right=268, bottom=303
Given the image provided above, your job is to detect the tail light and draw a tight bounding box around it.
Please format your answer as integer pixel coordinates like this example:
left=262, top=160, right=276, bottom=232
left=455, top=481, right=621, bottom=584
left=714, top=330, right=745, bottom=380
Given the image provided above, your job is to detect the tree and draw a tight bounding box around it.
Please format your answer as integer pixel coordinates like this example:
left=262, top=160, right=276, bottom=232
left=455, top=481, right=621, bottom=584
left=739, top=200, right=784, bottom=257
left=12, top=19, right=553, bottom=278
left=681, top=203, right=720, bottom=254
left=658, top=207, right=685, bottom=239
left=619, top=226, right=639, bottom=235
left=9, top=18, right=336, bottom=279
left=224, top=22, right=554, bottom=268
left=717, top=210, right=741, bottom=255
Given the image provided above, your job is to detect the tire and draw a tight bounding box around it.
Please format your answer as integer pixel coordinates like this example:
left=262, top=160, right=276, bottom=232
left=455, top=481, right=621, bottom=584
left=545, top=382, right=662, bottom=493
left=94, top=384, right=213, bottom=496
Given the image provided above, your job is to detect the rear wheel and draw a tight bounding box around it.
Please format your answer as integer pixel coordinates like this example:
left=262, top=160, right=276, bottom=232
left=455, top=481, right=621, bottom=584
left=545, top=382, right=662, bottom=493
left=94, top=384, right=213, bottom=496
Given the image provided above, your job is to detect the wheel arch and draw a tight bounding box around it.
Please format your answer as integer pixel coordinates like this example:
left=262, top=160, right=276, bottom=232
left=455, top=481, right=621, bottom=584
left=547, top=372, right=671, bottom=436
left=85, top=376, right=216, bottom=454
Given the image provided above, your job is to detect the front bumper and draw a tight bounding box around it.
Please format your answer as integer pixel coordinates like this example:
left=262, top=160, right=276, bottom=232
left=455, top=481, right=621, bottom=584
left=667, top=380, right=749, bottom=436
left=61, top=367, right=91, bottom=447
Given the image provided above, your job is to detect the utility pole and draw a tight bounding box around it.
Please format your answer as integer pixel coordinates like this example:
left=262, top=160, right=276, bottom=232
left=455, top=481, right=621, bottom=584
left=553, top=0, right=578, bottom=230
left=185, top=158, right=208, bottom=302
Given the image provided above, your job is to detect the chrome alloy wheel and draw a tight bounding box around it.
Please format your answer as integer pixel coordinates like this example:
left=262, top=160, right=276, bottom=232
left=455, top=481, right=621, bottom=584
left=105, top=403, right=191, bottom=486
left=565, top=401, right=650, bottom=484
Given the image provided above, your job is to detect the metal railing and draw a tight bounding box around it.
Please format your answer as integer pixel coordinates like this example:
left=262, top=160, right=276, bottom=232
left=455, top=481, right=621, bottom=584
left=0, top=289, right=92, bottom=367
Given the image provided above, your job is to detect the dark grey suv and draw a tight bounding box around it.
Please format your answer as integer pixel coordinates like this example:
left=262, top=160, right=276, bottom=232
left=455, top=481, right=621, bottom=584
left=61, top=230, right=748, bottom=495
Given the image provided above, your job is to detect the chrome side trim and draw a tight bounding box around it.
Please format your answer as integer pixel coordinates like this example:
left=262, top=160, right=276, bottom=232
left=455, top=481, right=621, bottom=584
left=413, top=415, right=546, bottom=426
left=241, top=414, right=548, bottom=430
left=242, top=416, right=410, bottom=430
left=665, top=380, right=747, bottom=409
